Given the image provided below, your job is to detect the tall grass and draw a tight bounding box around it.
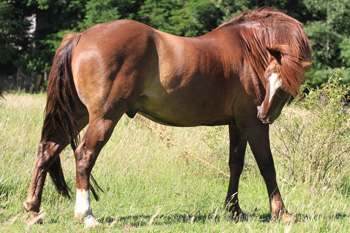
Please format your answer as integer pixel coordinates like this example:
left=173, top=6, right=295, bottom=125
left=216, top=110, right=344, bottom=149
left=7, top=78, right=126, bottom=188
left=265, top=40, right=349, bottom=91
left=0, top=76, right=349, bottom=231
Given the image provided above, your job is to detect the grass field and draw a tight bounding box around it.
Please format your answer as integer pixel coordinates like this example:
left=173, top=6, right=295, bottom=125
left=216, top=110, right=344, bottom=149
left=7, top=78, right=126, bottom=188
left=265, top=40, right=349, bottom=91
left=0, top=93, right=349, bottom=232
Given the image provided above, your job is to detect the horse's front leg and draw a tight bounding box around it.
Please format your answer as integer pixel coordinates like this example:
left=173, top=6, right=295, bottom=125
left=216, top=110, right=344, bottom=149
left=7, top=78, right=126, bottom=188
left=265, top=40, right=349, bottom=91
left=225, top=123, right=247, bottom=218
left=74, top=116, right=119, bottom=228
left=244, top=122, right=291, bottom=220
left=23, top=140, right=66, bottom=219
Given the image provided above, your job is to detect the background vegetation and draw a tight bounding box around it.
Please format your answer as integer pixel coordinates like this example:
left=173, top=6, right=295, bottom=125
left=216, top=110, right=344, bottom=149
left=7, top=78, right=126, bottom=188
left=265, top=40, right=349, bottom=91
left=1, top=0, right=350, bottom=88
left=0, top=70, right=349, bottom=231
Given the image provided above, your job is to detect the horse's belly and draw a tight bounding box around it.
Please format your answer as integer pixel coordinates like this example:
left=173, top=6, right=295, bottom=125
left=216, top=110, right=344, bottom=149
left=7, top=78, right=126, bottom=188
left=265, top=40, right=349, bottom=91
left=129, top=93, right=232, bottom=127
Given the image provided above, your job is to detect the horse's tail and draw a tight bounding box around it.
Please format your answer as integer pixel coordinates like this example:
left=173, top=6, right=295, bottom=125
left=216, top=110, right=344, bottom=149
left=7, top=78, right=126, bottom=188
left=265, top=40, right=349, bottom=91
left=42, top=33, right=81, bottom=199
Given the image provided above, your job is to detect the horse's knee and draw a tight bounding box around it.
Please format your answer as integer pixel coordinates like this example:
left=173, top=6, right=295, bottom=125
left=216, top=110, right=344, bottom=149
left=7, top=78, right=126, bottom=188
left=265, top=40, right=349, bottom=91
left=259, top=162, right=276, bottom=179
left=229, top=157, right=244, bottom=173
left=75, top=144, right=98, bottom=168
left=36, top=142, right=60, bottom=169
left=74, top=144, right=98, bottom=188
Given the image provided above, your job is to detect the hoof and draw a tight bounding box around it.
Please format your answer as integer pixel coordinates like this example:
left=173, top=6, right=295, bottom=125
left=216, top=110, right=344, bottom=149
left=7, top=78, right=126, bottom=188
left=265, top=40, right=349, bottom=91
left=282, top=212, right=298, bottom=224
left=74, top=209, right=92, bottom=222
left=231, top=211, right=245, bottom=221
left=26, top=212, right=45, bottom=225
left=23, top=201, right=43, bottom=224
left=228, top=206, right=245, bottom=221
left=23, top=200, right=39, bottom=213
left=271, top=211, right=297, bottom=223
left=84, top=215, right=100, bottom=228
left=23, top=202, right=30, bottom=212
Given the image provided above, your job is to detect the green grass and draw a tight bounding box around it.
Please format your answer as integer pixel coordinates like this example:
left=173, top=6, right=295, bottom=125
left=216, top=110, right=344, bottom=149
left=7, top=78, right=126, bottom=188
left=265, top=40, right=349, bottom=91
left=0, top=93, right=349, bottom=232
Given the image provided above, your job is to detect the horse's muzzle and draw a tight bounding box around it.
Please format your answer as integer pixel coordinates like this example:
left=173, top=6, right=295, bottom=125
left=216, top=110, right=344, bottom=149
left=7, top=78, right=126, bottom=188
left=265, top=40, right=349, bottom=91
left=257, top=106, right=273, bottom=124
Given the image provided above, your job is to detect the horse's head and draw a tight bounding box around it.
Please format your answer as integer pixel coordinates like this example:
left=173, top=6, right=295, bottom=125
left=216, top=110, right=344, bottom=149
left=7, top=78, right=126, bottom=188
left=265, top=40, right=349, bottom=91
left=257, top=45, right=311, bottom=124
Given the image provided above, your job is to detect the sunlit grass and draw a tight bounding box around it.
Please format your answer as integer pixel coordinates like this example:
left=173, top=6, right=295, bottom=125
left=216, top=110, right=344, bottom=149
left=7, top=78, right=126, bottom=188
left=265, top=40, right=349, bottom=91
left=0, top=93, right=349, bottom=232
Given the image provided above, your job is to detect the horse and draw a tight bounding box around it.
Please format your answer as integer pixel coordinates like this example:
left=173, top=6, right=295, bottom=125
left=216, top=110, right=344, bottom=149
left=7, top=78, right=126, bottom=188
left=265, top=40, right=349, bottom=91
left=23, top=8, right=311, bottom=227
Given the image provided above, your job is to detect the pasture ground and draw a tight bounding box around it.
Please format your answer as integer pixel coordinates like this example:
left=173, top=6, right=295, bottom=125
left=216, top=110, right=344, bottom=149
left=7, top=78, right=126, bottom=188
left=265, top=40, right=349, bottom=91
left=0, top=93, right=349, bottom=232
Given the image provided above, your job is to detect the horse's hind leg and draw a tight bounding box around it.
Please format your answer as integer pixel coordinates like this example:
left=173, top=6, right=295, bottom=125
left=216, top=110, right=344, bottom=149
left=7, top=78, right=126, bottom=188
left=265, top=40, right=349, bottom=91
left=24, top=115, right=88, bottom=219
left=225, top=123, right=247, bottom=218
left=24, top=140, right=67, bottom=219
left=73, top=110, right=124, bottom=227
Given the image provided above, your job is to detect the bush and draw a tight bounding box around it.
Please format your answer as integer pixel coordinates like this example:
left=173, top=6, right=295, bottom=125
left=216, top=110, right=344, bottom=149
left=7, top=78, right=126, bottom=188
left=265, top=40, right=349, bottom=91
left=271, top=68, right=350, bottom=188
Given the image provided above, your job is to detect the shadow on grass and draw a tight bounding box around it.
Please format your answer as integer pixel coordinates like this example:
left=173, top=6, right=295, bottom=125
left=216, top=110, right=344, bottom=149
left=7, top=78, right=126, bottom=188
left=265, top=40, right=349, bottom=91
left=248, top=212, right=348, bottom=223
left=295, top=213, right=347, bottom=221
left=102, top=213, right=210, bottom=227
left=100, top=211, right=348, bottom=228
left=101, top=212, right=273, bottom=227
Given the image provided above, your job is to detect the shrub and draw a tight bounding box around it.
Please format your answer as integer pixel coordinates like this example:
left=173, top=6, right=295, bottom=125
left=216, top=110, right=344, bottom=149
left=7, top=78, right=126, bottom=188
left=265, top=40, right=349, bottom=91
left=271, top=68, right=350, bottom=188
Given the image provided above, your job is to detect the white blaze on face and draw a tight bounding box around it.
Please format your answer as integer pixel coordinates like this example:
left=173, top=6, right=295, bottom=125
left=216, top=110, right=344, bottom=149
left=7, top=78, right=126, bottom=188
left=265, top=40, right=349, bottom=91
left=75, top=189, right=92, bottom=219
left=268, top=73, right=282, bottom=103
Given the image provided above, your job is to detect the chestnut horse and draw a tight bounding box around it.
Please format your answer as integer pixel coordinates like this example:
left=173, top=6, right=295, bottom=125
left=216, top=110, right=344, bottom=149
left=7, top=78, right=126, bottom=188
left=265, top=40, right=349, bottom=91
left=24, top=8, right=311, bottom=226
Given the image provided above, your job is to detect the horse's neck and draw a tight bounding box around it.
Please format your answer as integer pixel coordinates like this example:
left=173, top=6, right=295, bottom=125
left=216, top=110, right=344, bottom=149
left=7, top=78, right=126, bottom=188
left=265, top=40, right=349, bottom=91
left=240, top=63, right=266, bottom=106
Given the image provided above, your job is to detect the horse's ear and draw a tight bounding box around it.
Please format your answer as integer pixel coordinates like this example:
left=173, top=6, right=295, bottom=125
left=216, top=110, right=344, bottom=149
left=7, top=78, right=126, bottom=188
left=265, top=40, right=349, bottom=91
left=268, top=45, right=312, bottom=69
left=266, top=46, right=283, bottom=64
left=301, top=61, right=312, bottom=68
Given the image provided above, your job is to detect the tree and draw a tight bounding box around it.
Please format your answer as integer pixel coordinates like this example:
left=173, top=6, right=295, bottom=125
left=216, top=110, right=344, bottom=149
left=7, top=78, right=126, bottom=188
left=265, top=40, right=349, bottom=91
left=0, top=1, right=33, bottom=75
left=77, top=0, right=145, bottom=31
left=139, top=0, right=222, bottom=36
left=26, top=0, right=87, bottom=73
left=302, top=0, right=350, bottom=85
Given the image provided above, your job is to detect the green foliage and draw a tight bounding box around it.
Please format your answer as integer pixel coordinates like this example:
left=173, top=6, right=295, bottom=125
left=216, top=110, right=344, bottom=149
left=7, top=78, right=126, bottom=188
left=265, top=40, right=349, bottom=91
left=0, top=1, right=32, bottom=74
left=303, top=0, right=350, bottom=86
left=340, top=37, right=350, bottom=67
left=78, top=0, right=145, bottom=30
left=0, top=2, right=15, bottom=65
left=271, top=68, right=350, bottom=188
left=28, top=0, right=87, bottom=73
left=139, top=0, right=221, bottom=36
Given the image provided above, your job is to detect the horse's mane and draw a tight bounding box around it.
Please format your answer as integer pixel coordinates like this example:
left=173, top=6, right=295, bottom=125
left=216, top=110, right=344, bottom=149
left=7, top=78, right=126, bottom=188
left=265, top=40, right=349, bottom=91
left=218, top=8, right=312, bottom=96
